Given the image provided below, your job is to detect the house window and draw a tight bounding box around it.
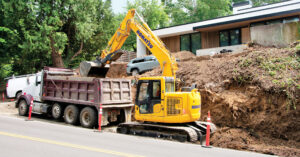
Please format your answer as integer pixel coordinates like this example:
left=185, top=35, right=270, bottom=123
left=230, top=29, right=240, bottom=45
left=191, top=33, right=201, bottom=54
left=180, top=33, right=201, bottom=54
left=180, top=34, right=190, bottom=52
left=220, top=31, right=229, bottom=47
left=283, top=17, right=299, bottom=23
left=250, top=16, right=300, bottom=26
left=219, top=29, right=241, bottom=47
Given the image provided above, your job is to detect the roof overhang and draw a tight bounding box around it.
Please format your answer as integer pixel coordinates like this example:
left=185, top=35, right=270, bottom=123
left=193, top=4, right=300, bottom=31
left=153, top=0, right=300, bottom=38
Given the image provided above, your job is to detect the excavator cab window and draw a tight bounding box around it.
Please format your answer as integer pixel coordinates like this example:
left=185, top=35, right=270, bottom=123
left=136, top=80, right=161, bottom=114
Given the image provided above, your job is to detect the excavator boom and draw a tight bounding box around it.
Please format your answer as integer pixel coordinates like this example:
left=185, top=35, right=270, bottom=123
left=79, top=9, right=177, bottom=77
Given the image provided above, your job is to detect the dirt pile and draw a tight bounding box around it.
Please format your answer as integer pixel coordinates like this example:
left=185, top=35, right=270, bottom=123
left=172, top=51, right=196, bottom=61
left=106, top=62, right=128, bottom=78
left=142, top=44, right=300, bottom=156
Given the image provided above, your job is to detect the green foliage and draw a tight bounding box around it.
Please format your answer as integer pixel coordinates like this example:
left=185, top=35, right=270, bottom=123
left=239, top=58, right=252, bottom=67
left=120, top=0, right=169, bottom=51
left=251, top=0, right=282, bottom=7
left=268, top=71, right=276, bottom=77
left=128, top=0, right=169, bottom=29
left=0, top=0, right=116, bottom=77
left=165, top=0, right=232, bottom=25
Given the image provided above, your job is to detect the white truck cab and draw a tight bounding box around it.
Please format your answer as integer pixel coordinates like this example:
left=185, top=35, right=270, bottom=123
left=5, top=73, right=38, bottom=99
left=21, top=72, right=42, bottom=102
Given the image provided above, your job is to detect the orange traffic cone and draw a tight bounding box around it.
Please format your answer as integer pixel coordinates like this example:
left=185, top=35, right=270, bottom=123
left=202, top=111, right=212, bottom=148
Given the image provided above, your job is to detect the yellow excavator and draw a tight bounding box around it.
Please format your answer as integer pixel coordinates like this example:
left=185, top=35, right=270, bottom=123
left=80, top=9, right=215, bottom=142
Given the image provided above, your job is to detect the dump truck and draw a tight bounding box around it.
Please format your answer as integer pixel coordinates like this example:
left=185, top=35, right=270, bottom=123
left=16, top=67, right=133, bottom=128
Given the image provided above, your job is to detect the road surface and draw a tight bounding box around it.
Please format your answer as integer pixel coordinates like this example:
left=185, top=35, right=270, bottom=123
left=0, top=114, right=275, bottom=157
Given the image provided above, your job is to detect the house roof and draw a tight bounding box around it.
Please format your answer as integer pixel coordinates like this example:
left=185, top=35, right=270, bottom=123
left=153, top=0, right=300, bottom=38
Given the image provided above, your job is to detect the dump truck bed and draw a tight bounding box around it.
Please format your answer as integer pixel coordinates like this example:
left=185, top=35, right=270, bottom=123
left=42, top=75, right=132, bottom=106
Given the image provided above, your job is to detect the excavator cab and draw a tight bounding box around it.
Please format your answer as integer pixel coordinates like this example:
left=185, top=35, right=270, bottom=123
left=134, top=76, right=201, bottom=123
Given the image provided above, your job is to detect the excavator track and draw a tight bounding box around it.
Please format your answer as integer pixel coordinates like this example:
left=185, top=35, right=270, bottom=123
left=117, top=121, right=215, bottom=143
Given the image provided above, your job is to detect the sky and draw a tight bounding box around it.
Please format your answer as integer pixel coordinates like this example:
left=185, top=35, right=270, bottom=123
left=111, top=0, right=135, bottom=14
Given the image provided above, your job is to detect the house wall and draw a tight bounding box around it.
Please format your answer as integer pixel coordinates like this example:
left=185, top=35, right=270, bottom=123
left=161, top=36, right=180, bottom=52
left=241, top=27, right=251, bottom=44
left=201, top=31, right=219, bottom=49
left=251, top=22, right=299, bottom=47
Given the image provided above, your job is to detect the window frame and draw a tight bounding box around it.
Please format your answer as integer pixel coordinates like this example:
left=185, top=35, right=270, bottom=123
left=219, top=28, right=241, bottom=47
left=180, top=32, right=201, bottom=54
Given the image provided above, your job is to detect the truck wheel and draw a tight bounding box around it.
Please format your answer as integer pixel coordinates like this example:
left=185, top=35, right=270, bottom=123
left=80, top=107, right=96, bottom=128
left=132, top=69, right=139, bottom=76
left=64, top=105, right=79, bottom=125
left=52, top=103, right=63, bottom=120
left=18, top=100, right=28, bottom=116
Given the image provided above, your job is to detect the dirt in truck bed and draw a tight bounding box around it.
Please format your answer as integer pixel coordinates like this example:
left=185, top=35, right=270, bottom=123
left=141, top=44, right=300, bottom=157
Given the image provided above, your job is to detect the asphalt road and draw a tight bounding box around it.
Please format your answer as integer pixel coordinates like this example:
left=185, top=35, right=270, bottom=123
left=0, top=114, right=275, bottom=157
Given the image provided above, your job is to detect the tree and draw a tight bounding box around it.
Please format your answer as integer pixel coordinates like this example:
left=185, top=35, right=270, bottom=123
left=165, top=0, right=232, bottom=25
left=0, top=0, right=116, bottom=79
left=120, top=0, right=169, bottom=52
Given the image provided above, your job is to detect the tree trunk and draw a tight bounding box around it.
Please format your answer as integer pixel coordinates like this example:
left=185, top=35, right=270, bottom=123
left=70, top=41, right=83, bottom=61
left=50, top=35, right=65, bottom=68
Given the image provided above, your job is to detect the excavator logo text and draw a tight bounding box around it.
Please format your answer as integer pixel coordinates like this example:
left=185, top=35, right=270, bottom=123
left=136, top=30, right=153, bottom=49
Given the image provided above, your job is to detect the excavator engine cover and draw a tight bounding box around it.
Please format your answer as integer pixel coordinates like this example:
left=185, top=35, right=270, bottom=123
left=79, top=61, right=110, bottom=77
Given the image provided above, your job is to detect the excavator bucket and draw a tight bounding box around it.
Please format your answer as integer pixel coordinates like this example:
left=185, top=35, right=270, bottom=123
left=79, top=50, right=125, bottom=77
left=79, top=61, right=110, bottom=77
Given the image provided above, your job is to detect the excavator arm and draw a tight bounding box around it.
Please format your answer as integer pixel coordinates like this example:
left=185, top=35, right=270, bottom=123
left=79, top=9, right=177, bottom=77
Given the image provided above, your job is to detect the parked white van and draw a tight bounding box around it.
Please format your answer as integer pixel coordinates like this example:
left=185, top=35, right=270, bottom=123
left=5, top=73, right=37, bottom=99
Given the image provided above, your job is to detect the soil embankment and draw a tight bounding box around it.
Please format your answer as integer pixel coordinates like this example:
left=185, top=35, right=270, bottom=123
left=141, top=44, right=300, bottom=157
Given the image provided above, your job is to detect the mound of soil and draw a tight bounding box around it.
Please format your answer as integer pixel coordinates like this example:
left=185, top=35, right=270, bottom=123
left=142, top=45, right=300, bottom=157
left=172, top=51, right=196, bottom=61
left=106, top=62, right=128, bottom=78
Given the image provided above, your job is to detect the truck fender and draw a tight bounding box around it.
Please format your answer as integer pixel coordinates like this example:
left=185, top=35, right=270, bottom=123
left=15, top=94, right=33, bottom=108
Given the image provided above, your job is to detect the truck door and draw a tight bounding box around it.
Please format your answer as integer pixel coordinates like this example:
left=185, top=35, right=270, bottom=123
left=136, top=80, right=163, bottom=116
left=31, top=73, right=42, bottom=101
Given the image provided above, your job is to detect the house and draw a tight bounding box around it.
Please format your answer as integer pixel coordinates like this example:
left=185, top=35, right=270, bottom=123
left=136, top=0, right=300, bottom=57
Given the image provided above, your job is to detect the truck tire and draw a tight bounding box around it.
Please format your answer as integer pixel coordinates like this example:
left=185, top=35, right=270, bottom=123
left=132, top=69, right=139, bottom=76
left=18, top=100, right=28, bottom=116
left=52, top=103, right=63, bottom=120
left=80, top=107, right=96, bottom=128
left=64, top=105, right=79, bottom=125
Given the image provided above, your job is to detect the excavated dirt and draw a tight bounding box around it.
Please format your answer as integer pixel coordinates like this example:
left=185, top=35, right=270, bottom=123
left=141, top=44, right=300, bottom=157
left=106, top=62, right=128, bottom=78
left=0, top=101, right=17, bottom=115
